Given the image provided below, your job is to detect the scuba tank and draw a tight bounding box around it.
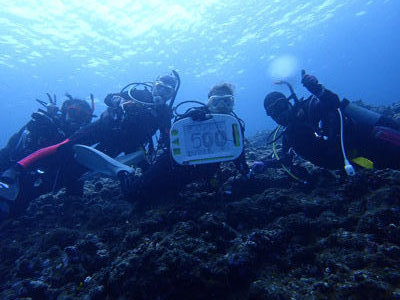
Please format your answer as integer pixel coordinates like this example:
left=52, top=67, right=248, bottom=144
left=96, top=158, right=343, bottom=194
left=341, top=98, right=381, bottom=131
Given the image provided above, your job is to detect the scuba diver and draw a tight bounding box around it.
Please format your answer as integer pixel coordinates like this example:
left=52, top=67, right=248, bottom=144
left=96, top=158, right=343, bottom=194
left=0, top=71, right=180, bottom=215
left=0, top=93, right=95, bottom=215
left=253, top=70, right=400, bottom=180
left=0, top=93, right=94, bottom=172
left=118, top=82, right=250, bottom=200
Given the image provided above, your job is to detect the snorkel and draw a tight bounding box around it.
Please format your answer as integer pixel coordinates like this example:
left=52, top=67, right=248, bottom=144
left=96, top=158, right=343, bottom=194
left=273, top=76, right=300, bottom=104
left=169, top=70, right=180, bottom=109
left=90, top=93, right=95, bottom=116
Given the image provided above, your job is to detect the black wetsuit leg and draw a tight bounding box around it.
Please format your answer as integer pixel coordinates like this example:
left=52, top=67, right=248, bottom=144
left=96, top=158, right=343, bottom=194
left=130, top=152, right=218, bottom=200
left=370, top=125, right=400, bottom=170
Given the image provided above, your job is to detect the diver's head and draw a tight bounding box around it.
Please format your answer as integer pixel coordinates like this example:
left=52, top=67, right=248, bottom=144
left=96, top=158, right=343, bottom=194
left=264, top=91, right=292, bottom=126
left=152, top=74, right=177, bottom=104
left=61, top=96, right=93, bottom=131
left=207, top=82, right=235, bottom=114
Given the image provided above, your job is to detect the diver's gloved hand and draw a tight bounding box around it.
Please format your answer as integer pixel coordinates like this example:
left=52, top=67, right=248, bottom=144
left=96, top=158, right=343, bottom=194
left=0, top=164, right=23, bottom=203
left=301, top=73, right=323, bottom=96
left=251, top=159, right=283, bottom=174
left=104, top=93, right=122, bottom=108
left=1, top=164, right=23, bottom=185
left=30, top=111, right=54, bottom=127
left=189, top=109, right=208, bottom=121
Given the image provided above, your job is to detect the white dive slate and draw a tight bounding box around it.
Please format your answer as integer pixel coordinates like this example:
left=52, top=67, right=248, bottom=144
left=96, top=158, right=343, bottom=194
left=170, top=114, right=244, bottom=165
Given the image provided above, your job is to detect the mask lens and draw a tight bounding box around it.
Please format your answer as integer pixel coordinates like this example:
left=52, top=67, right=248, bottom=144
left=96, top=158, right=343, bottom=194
left=154, top=81, right=174, bottom=98
left=66, top=106, right=90, bottom=124
left=266, top=97, right=287, bottom=116
left=208, top=95, right=234, bottom=113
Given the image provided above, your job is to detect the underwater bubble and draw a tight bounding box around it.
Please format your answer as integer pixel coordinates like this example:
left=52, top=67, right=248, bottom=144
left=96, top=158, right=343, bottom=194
left=267, top=55, right=299, bottom=80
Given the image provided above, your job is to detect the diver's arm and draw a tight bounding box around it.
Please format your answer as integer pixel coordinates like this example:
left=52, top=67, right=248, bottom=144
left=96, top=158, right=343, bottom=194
left=0, top=146, right=11, bottom=171
left=14, top=138, right=71, bottom=170
left=255, top=134, right=293, bottom=170
left=233, top=118, right=250, bottom=175
left=234, top=151, right=250, bottom=175
left=68, top=118, right=104, bottom=145
left=302, top=73, right=340, bottom=113
left=0, top=129, right=24, bottom=171
left=15, top=118, right=105, bottom=170
left=157, top=107, right=173, bottom=148
left=182, top=106, right=210, bottom=121
left=316, top=89, right=341, bottom=111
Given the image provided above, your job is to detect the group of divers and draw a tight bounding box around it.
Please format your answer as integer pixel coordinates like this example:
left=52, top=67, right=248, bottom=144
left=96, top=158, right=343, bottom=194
left=0, top=69, right=399, bottom=217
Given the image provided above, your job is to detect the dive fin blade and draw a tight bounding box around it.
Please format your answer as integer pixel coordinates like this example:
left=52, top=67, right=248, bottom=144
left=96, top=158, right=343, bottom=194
left=0, top=201, right=10, bottom=214
left=0, top=179, right=19, bottom=202
left=73, top=144, right=135, bottom=177
left=115, top=150, right=146, bottom=166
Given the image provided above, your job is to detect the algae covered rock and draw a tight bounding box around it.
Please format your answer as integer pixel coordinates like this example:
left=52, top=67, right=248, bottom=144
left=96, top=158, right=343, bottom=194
left=1, top=111, right=400, bottom=299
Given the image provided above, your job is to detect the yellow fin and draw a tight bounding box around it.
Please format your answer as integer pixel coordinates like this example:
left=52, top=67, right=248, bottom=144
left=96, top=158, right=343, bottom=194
left=352, top=157, right=374, bottom=169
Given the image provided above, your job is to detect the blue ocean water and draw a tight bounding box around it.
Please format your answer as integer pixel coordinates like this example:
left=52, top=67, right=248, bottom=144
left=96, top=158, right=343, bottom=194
left=0, top=0, right=399, bottom=146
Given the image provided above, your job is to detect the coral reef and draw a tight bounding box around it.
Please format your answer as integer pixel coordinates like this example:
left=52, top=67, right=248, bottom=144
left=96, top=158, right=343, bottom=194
left=0, top=102, right=400, bottom=299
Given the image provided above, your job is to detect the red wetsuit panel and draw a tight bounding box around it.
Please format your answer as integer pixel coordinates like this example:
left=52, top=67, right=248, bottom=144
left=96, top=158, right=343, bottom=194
left=17, top=139, right=70, bottom=169
left=374, top=126, right=400, bottom=147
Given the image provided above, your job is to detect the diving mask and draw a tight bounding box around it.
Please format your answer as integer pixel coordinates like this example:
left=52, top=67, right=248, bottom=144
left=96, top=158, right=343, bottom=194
left=65, top=105, right=92, bottom=125
left=153, top=81, right=175, bottom=100
left=208, top=94, right=234, bottom=114
left=265, top=97, right=289, bottom=117
left=266, top=97, right=292, bottom=126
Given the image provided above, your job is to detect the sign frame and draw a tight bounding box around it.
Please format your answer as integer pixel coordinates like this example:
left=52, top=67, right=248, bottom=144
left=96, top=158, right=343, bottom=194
left=170, top=113, right=244, bottom=165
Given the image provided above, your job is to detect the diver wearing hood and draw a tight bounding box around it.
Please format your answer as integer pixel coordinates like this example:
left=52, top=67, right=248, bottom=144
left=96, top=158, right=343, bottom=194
left=0, top=93, right=94, bottom=172
left=0, top=93, right=94, bottom=215
left=254, top=71, right=400, bottom=178
left=0, top=72, right=180, bottom=215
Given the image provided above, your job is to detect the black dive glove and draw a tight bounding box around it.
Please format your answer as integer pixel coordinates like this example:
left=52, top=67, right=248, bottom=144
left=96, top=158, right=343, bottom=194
left=0, top=164, right=23, bottom=202
left=189, top=109, right=208, bottom=121
left=301, top=72, right=324, bottom=97
left=1, top=164, right=23, bottom=185
left=30, top=111, right=55, bottom=128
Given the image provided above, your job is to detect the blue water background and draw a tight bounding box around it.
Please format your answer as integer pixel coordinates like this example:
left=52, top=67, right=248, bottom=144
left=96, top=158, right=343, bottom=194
left=0, top=0, right=399, bottom=146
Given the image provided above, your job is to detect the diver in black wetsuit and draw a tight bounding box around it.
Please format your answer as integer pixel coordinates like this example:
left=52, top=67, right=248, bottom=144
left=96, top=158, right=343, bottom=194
left=0, top=94, right=94, bottom=172
left=120, top=82, right=250, bottom=201
left=0, top=94, right=95, bottom=215
left=0, top=72, right=180, bottom=215
left=253, top=71, right=400, bottom=177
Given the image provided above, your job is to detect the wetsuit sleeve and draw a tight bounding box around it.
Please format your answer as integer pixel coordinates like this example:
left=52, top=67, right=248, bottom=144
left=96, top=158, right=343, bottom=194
left=16, top=117, right=106, bottom=169
left=157, top=107, right=173, bottom=148
left=309, top=89, right=341, bottom=119
left=234, top=151, right=250, bottom=175
left=318, top=89, right=340, bottom=110
left=0, top=128, right=25, bottom=170
left=234, top=121, right=250, bottom=175
left=68, top=118, right=105, bottom=145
